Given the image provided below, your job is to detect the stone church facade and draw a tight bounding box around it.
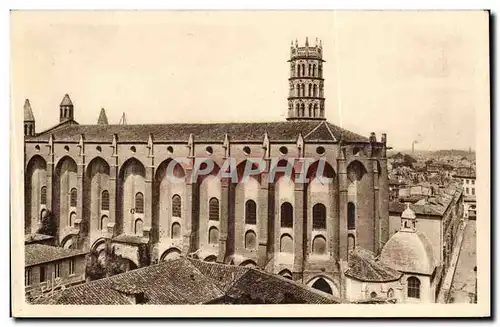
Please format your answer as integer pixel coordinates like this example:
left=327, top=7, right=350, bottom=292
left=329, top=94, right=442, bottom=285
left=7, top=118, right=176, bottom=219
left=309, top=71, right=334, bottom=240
left=23, top=39, right=390, bottom=299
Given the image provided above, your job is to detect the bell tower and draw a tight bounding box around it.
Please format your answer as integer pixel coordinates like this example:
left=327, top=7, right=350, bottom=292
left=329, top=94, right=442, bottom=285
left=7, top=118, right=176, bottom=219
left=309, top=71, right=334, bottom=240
left=287, top=37, right=326, bottom=121
left=59, top=93, right=74, bottom=122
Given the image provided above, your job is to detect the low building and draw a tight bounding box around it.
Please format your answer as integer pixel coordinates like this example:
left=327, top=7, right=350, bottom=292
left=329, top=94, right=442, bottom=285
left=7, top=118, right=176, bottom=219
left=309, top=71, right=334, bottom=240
left=344, top=248, right=403, bottom=303
left=25, top=244, right=87, bottom=300
left=380, top=205, right=439, bottom=303
left=33, top=258, right=340, bottom=304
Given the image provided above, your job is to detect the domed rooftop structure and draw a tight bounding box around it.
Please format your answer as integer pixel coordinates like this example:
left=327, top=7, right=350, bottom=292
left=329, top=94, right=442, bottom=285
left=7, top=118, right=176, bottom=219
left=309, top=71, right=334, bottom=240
left=379, top=204, right=436, bottom=275
left=379, top=230, right=436, bottom=275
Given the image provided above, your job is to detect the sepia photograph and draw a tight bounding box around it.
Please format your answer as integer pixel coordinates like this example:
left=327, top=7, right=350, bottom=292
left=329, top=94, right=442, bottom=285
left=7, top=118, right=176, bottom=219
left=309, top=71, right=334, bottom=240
left=10, top=10, right=490, bottom=317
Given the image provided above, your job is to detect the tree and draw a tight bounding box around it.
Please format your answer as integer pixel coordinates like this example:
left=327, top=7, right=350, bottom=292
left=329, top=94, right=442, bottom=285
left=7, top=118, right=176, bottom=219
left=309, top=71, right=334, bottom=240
left=37, top=210, right=56, bottom=236
left=85, top=242, right=129, bottom=281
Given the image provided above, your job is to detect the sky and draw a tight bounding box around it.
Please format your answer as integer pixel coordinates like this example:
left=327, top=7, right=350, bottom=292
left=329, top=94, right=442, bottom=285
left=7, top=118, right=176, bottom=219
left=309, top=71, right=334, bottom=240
left=11, top=11, right=489, bottom=150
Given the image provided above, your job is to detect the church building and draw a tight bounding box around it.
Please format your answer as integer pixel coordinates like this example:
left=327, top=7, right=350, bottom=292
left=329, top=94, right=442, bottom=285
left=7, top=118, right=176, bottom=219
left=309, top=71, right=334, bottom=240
left=23, top=38, right=391, bottom=300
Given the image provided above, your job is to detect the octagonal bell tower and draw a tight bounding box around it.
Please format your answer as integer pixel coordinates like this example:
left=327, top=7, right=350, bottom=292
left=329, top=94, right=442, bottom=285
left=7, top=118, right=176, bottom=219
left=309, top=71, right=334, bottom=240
left=287, top=37, right=326, bottom=120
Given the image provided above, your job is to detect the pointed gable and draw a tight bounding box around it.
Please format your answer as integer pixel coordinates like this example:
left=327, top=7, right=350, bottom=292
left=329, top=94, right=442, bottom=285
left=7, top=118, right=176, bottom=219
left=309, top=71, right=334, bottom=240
left=24, top=99, right=35, bottom=121
left=97, top=108, right=109, bottom=125
left=60, top=94, right=73, bottom=106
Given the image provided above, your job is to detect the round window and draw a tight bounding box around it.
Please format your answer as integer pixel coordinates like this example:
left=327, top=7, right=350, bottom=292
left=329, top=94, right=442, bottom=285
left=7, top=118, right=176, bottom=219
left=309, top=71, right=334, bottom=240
left=316, top=146, right=326, bottom=155
left=96, top=146, right=102, bottom=153
left=206, top=146, right=213, bottom=155
left=130, top=146, right=136, bottom=153
left=64, top=145, right=70, bottom=152
left=279, top=146, right=288, bottom=155
left=167, top=146, right=174, bottom=154
left=243, top=146, right=251, bottom=155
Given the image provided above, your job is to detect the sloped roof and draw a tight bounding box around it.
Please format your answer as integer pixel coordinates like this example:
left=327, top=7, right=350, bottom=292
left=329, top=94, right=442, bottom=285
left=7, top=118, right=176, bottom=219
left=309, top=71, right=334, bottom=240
left=344, top=248, right=402, bottom=282
left=379, top=230, right=436, bottom=275
left=60, top=94, right=73, bottom=106
left=24, top=99, right=35, bottom=121
left=27, top=120, right=369, bottom=143
left=25, top=233, right=54, bottom=245
left=25, top=244, right=87, bottom=267
left=33, top=258, right=340, bottom=304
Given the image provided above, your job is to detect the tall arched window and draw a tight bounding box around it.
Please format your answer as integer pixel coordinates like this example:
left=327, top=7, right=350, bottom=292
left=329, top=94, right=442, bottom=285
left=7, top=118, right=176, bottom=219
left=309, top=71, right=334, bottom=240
left=308, top=84, right=312, bottom=96
left=314, top=103, right=318, bottom=117
left=134, top=218, right=143, bottom=235
left=24, top=125, right=27, bottom=136
left=101, top=190, right=109, bottom=211
left=308, top=103, right=313, bottom=117
left=348, top=202, right=356, bottom=229
left=313, top=84, right=317, bottom=97
left=172, top=194, right=181, bottom=217
left=295, top=103, right=300, bottom=116
left=280, top=202, right=293, bottom=228
left=245, top=200, right=257, bottom=225
left=313, top=203, right=326, bottom=230
left=297, top=64, right=301, bottom=77
left=407, top=276, right=421, bottom=299
left=135, top=192, right=144, bottom=214
left=70, top=188, right=77, bottom=207
left=301, top=64, right=305, bottom=77
left=209, top=197, right=219, bottom=221
left=301, top=84, right=305, bottom=97
left=308, top=64, right=312, bottom=76
left=296, top=84, right=300, bottom=97
left=40, top=186, right=47, bottom=205
left=312, top=64, right=316, bottom=76
left=300, top=103, right=305, bottom=116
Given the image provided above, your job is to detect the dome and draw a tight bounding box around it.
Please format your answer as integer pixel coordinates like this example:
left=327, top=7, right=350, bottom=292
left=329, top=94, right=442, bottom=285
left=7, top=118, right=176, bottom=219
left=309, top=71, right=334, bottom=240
left=379, top=230, right=436, bottom=275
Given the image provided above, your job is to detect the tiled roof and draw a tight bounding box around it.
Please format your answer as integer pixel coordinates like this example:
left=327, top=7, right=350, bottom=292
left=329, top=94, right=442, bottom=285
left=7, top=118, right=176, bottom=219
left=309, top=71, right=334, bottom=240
left=25, top=244, right=87, bottom=267
left=344, top=248, right=402, bottom=282
left=225, top=268, right=339, bottom=304
left=34, top=258, right=340, bottom=304
left=25, top=233, right=54, bottom=244
left=24, top=99, right=35, bottom=121
left=389, top=184, right=462, bottom=217
left=27, top=121, right=369, bottom=143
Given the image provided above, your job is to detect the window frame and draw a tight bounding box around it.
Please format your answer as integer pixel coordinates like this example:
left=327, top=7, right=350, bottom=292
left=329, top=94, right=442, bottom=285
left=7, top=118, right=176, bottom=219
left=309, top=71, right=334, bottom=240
left=69, top=258, right=75, bottom=275
left=245, top=200, right=257, bottom=225
left=54, top=262, right=61, bottom=278
left=208, top=197, right=220, bottom=221
left=407, top=276, right=421, bottom=299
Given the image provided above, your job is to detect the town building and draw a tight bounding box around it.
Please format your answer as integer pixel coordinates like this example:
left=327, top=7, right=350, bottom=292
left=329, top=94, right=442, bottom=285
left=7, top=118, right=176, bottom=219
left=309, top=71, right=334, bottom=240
left=23, top=38, right=391, bottom=299
left=25, top=244, right=87, bottom=299
left=380, top=205, right=439, bottom=303
left=388, top=184, right=464, bottom=301
left=453, top=168, right=476, bottom=219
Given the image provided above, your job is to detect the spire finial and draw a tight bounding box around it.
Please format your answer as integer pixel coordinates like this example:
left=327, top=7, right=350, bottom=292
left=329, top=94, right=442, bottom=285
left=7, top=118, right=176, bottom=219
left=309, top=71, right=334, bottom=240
left=305, top=37, right=309, bottom=47
left=97, top=108, right=109, bottom=125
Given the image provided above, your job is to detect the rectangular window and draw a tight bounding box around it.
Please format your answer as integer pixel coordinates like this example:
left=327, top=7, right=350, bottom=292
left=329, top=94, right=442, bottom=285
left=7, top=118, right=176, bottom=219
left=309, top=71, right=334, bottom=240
left=55, top=263, right=61, bottom=278
left=466, top=188, right=469, bottom=195
left=25, top=268, right=32, bottom=286
left=466, top=180, right=469, bottom=184
left=69, top=258, right=75, bottom=275
left=472, top=188, right=475, bottom=195
left=472, top=180, right=475, bottom=185
left=40, top=265, right=47, bottom=283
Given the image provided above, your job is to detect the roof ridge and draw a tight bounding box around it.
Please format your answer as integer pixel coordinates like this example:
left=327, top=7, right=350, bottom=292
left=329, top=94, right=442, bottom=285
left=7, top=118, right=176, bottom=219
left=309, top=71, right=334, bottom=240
left=322, top=121, right=338, bottom=141
left=303, top=121, right=325, bottom=139
left=186, top=258, right=243, bottom=295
